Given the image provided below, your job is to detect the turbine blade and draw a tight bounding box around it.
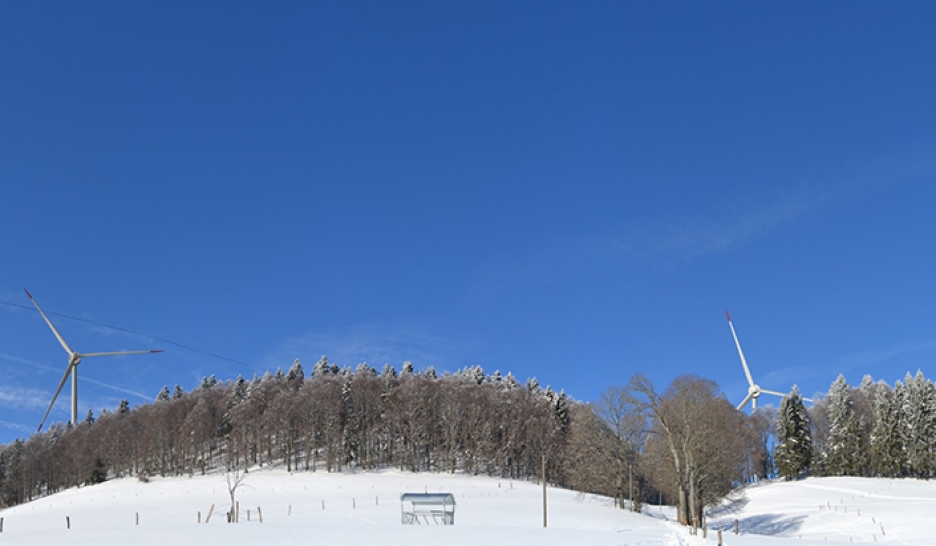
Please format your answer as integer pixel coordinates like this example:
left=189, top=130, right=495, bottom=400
left=38, top=361, right=76, bottom=432
left=25, top=290, right=75, bottom=356
left=736, top=391, right=754, bottom=411
left=80, top=350, right=163, bottom=358
left=802, top=396, right=813, bottom=403
left=726, top=311, right=756, bottom=387
left=761, top=389, right=787, bottom=397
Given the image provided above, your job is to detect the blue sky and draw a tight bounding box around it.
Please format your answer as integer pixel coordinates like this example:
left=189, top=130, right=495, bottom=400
left=1, top=2, right=935, bottom=442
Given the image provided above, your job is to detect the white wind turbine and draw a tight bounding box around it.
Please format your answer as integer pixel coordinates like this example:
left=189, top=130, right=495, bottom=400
left=26, top=290, right=162, bottom=432
left=726, top=311, right=808, bottom=411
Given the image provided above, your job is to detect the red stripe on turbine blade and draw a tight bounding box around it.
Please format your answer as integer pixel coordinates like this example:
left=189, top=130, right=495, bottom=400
left=25, top=288, right=33, bottom=299
left=725, top=310, right=731, bottom=322
left=150, top=350, right=163, bottom=353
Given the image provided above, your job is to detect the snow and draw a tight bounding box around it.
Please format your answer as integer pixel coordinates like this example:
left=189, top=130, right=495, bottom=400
left=1, top=470, right=934, bottom=545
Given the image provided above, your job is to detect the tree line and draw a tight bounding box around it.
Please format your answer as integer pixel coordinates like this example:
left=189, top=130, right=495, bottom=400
left=1, top=358, right=765, bottom=521
left=0, top=358, right=578, bottom=507
left=774, top=371, right=936, bottom=481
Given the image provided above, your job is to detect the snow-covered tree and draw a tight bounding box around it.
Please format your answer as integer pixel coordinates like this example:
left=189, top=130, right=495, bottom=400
left=823, top=375, right=864, bottom=476
left=870, top=380, right=902, bottom=477
left=287, top=358, right=304, bottom=390
left=775, top=385, right=811, bottom=480
left=312, top=355, right=331, bottom=376
left=156, top=385, right=171, bottom=403
left=901, top=371, right=935, bottom=478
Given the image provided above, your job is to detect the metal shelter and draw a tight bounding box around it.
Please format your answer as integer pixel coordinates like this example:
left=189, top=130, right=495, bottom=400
left=400, top=492, right=456, bottom=525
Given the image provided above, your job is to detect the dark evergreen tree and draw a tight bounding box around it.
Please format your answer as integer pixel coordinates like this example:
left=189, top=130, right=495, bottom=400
left=870, top=380, right=902, bottom=477
left=901, top=371, right=935, bottom=477
left=775, top=386, right=812, bottom=480
left=156, top=385, right=171, bottom=402
left=87, top=457, right=107, bottom=485
left=172, top=384, right=185, bottom=399
left=117, top=399, right=131, bottom=414
left=823, top=375, right=864, bottom=475
left=84, top=408, right=95, bottom=424
left=287, top=359, right=305, bottom=390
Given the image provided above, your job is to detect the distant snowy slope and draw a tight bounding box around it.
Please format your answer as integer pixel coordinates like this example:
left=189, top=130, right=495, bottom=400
left=710, top=477, right=936, bottom=545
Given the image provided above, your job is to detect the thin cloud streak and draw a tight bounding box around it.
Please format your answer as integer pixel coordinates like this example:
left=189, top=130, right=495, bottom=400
left=0, top=385, right=49, bottom=411
left=610, top=194, right=819, bottom=268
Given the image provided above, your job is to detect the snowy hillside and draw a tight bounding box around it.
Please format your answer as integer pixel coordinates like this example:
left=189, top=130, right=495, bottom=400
left=0, top=470, right=931, bottom=545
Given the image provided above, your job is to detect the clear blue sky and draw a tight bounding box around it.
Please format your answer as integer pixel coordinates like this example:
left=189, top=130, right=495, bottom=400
left=1, top=2, right=935, bottom=442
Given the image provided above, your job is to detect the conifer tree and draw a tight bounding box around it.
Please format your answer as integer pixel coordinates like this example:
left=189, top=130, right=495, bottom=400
left=156, top=385, right=171, bottom=402
left=870, top=380, right=902, bottom=477
left=902, top=371, right=935, bottom=478
left=287, top=358, right=305, bottom=390
left=823, top=375, right=864, bottom=475
left=775, top=385, right=812, bottom=480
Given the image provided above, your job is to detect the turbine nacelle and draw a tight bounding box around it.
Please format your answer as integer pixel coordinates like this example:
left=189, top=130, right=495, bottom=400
left=726, top=311, right=802, bottom=411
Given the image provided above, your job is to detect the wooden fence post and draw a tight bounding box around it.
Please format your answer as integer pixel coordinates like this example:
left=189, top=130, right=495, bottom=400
left=1, top=516, right=4, bottom=532
left=258, top=506, right=263, bottom=523
left=718, top=529, right=723, bottom=546
left=734, top=519, right=739, bottom=535
left=353, top=498, right=356, bottom=509
left=136, top=512, right=139, bottom=526
left=66, top=516, right=70, bottom=529
left=198, top=511, right=201, bottom=524
left=206, top=503, right=215, bottom=524
left=236, top=501, right=240, bottom=523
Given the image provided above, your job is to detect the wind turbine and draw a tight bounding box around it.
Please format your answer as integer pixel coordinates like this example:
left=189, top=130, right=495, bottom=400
left=726, top=311, right=807, bottom=411
left=26, top=290, right=162, bottom=432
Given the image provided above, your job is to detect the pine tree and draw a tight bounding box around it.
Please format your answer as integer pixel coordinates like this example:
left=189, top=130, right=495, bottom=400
left=117, top=399, right=130, bottom=414
left=775, top=385, right=812, bottom=480
left=84, top=408, right=95, bottom=424
left=156, top=385, right=171, bottom=402
left=823, top=375, right=864, bottom=476
left=172, top=384, right=185, bottom=399
left=287, top=359, right=305, bottom=390
left=870, top=380, right=902, bottom=477
left=312, top=355, right=331, bottom=376
left=902, top=371, right=935, bottom=478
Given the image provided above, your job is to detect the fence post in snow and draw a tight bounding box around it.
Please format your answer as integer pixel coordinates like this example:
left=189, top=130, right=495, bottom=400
left=717, top=529, right=723, bottom=545
left=734, top=519, right=739, bottom=535
left=258, top=506, right=263, bottom=523
left=136, top=512, right=139, bottom=526
left=66, top=516, right=70, bottom=529
left=206, top=503, right=215, bottom=523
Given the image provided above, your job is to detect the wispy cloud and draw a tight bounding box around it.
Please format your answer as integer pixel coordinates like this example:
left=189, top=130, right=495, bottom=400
left=0, top=419, right=32, bottom=434
left=0, top=385, right=49, bottom=411
left=609, top=193, right=820, bottom=268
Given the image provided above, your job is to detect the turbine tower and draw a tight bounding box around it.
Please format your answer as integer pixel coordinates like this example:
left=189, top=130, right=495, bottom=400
left=726, top=311, right=807, bottom=411
left=26, top=290, right=162, bottom=431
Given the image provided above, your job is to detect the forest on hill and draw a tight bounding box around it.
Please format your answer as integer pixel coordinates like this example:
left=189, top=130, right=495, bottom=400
left=2, top=357, right=933, bottom=529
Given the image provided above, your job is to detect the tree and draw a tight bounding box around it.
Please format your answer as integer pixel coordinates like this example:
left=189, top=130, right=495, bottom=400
left=287, top=359, right=305, bottom=390
left=627, top=374, right=751, bottom=526
left=156, top=386, right=171, bottom=402
left=869, top=380, right=902, bottom=477
left=775, top=386, right=811, bottom=480
left=225, top=465, right=248, bottom=522
left=901, top=371, right=935, bottom=478
left=823, top=375, right=864, bottom=476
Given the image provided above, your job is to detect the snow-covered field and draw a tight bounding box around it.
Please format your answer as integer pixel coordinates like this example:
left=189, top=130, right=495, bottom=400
left=1, top=469, right=933, bottom=545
